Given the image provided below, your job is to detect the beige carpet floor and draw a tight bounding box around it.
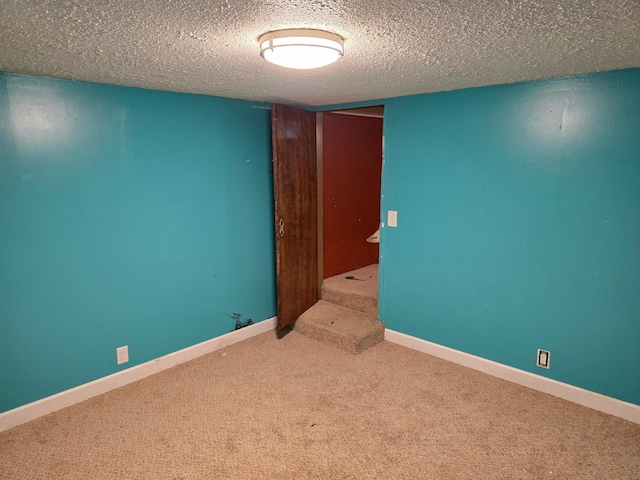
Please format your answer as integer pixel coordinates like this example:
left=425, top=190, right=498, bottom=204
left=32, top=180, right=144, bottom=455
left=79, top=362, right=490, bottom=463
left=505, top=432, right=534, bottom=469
left=321, top=264, right=378, bottom=317
left=1, top=330, right=639, bottom=479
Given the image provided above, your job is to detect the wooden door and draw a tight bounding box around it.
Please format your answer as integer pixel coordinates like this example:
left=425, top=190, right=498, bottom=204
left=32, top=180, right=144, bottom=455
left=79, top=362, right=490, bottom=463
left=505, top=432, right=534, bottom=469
left=272, top=104, right=319, bottom=329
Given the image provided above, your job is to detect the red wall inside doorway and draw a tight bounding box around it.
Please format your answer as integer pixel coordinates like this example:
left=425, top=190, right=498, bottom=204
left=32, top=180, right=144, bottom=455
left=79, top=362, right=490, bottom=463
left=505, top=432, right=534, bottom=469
left=323, top=112, right=383, bottom=279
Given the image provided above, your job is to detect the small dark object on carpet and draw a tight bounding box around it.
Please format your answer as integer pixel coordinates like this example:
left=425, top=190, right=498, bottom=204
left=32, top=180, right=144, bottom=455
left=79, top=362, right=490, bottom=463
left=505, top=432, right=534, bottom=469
left=345, top=275, right=364, bottom=281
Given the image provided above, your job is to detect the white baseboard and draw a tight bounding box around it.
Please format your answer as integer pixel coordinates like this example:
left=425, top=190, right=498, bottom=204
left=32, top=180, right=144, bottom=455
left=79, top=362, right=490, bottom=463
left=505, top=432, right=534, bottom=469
left=385, top=329, right=640, bottom=425
left=0, top=317, right=277, bottom=433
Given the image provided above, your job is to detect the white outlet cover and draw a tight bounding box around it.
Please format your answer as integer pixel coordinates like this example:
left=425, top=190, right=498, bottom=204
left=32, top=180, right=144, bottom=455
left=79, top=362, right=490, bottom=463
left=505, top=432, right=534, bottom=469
left=537, top=349, right=550, bottom=369
left=116, top=346, right=129, bottom=365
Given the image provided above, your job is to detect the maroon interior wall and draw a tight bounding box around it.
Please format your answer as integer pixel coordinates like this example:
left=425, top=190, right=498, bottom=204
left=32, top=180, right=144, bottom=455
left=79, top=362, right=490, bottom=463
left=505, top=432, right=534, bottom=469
left=323, top=112, right=383, bottom=279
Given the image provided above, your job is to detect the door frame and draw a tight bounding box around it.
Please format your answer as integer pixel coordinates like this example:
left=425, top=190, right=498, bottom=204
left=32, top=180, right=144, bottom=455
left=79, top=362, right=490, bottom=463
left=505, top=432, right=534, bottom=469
left=316, top=112, right=324, bottom=295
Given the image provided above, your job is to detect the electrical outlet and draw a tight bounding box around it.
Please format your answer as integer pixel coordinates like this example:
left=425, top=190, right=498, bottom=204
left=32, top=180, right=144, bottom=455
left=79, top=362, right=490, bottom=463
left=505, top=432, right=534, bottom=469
left=116, top=346, right=129, bottom=365
left=537, top=349, right=550, bottom=369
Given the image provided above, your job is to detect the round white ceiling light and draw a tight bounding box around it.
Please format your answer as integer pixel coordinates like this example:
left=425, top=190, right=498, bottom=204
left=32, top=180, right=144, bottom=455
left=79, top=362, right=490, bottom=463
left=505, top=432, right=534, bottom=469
left=259, top=29, right=344, bottom=70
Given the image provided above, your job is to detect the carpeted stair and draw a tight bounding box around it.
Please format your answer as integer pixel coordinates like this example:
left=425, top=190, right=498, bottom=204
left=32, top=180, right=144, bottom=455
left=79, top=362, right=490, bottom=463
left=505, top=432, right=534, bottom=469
left=295, top=264, right=384, bottom=354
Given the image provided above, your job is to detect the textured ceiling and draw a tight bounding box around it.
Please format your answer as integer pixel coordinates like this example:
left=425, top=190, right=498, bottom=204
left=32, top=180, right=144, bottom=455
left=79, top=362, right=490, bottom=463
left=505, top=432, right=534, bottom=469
left=1, top=0, right=639, bottom=106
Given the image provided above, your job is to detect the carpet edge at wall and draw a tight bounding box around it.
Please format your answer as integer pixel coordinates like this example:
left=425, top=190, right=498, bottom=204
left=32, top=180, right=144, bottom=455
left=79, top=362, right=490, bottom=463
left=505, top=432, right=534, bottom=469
left=0, top=317, right=278, bottom=432
left=385, top=329, right=640, bottom=425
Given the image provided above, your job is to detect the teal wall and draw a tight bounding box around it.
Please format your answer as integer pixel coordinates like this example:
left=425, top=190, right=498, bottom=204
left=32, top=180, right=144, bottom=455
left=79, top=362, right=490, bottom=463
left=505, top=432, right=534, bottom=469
left=380, top=69, right=640, bottom=405
left=2, top=68, right=638, bottom=413
left=0, top=73, right=276, bottom=413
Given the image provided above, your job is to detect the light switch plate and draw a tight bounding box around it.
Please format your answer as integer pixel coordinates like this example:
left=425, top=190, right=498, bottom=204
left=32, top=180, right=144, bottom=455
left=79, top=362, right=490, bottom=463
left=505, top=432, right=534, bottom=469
left=388, top=210, right=398, bottom=227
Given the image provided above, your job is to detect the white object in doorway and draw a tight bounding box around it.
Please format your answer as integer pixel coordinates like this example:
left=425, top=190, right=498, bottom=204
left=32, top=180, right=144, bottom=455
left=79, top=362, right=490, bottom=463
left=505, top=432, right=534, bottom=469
left=366, top=223, right=382, bottom=243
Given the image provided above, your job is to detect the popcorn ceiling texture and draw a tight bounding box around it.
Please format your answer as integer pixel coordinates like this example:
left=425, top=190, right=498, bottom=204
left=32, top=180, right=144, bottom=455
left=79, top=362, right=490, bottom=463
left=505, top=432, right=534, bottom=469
left=0, top=0, right=638, bottom=106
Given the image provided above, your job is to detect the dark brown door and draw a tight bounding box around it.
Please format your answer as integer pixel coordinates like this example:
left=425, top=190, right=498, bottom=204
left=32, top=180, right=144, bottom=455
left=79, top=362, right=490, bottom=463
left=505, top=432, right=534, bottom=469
left=272, top=104, right=319, bottom=329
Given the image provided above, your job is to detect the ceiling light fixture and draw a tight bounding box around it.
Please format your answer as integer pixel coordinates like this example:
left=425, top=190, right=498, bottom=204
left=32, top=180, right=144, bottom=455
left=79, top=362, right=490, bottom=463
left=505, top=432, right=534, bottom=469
left=259, top=29, right=344, bottom=70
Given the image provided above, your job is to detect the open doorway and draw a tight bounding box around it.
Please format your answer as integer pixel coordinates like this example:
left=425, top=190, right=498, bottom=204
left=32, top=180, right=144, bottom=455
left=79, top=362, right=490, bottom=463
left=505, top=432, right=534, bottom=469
left=319, top=106, right=384, bottom=320
left=270, top=103, right=385, bottom=348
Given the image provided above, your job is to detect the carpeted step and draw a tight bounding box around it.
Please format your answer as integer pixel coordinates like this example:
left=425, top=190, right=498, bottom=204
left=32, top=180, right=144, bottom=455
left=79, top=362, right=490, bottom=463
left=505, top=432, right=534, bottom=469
left=295, top=300, right=385, bottom=354
left=321, top=264, right=378, bottom=317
